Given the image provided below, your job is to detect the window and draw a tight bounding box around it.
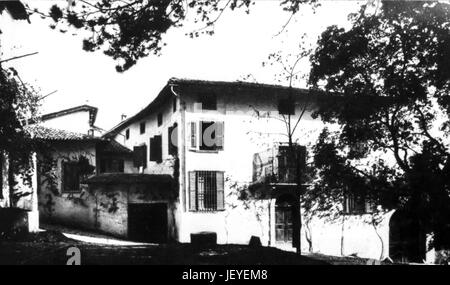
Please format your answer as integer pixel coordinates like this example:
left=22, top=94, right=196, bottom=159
left=150, top=135, right=162, bottom=163
left=100, top=158, right=124, bottom=173
left=200, top=121, right=224, bottom=151
left=125, top=129, right=130, bottom=140
left=278, top=98, right=295, bottom=115
left=198, top=93, right=217, bottom=110
left=140, top=122, right=146, bottom=134
left=343, top=193, right=372, bottom=214
left=133, top=145, right=147, bottom=169
left=189, top=171, right=224, bottom=211
left=168, top=123, right=178, bottom=156
left=157, top=113, right=163, bottom=126
left=62, top=162, right=81, bottom=193
left=189, top=121, right=224, bottom=151
left=173, top=97, right=177, bottom=112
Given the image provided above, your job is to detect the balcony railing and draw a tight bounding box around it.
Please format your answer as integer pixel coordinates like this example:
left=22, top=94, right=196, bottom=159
left=252, top=143, right=306, bottom=185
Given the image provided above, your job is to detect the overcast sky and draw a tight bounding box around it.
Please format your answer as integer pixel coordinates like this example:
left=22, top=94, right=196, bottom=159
left=0, top=0, right=361, bottom=130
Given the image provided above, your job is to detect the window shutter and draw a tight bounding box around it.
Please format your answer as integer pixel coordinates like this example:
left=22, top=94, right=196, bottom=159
left=150, top=137, right=155, bottom=161
left=155, top=135, right=162, bottom=163
left=190, top=122, right=197, bottom=149
left=216, top=121, right=224, bottom=150
left=216, top=171, right=225, bottom=210
left=168, top=126, right=173, bottom=155
left=189, top=171, right=196, bottom=211
left=134, top=145, right=147, bottom=168
left=133, top=146, right=141, bottom=167
left=141, top=145, right=147, bottom=168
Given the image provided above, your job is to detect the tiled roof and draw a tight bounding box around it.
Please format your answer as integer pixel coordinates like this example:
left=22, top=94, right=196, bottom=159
left=167, top=78, right=311, bottom=93
left=39, top=105, right=98, bottom=127
left=25, top=125, right=102, bottom=141
left=99, top=139, right=132, bottom=154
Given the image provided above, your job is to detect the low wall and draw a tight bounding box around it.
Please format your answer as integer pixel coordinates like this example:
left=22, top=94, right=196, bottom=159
left=40, top=182, right=176, bottom=240
left=300, top=211, right=395, bottom=260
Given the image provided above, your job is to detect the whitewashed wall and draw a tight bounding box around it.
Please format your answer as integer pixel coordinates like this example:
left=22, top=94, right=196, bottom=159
left=112, top=88, right=394, bottom=260
left=40, top=110, right=93, bottom=134
left=38, top=143, right=97, bottom=227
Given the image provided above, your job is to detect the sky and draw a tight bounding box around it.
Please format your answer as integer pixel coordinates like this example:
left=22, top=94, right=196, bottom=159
left=0, top=0, right=361, bottom=130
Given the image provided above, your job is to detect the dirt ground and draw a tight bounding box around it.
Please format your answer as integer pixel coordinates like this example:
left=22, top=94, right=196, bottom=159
left=0, top=226, right=388, bottom=265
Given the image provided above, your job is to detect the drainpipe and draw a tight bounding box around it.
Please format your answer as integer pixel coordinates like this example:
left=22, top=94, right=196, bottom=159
left=170, top=84, right=186, bottom=212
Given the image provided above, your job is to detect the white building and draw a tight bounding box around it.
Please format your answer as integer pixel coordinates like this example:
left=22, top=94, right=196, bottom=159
left=104, top=78, right=394, bottom=260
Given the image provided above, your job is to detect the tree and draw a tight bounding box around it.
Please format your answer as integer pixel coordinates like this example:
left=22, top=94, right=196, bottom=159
left=240, top=42, right=315, bottom=254
left=0, top=67, right=40, bottom=206
left=22, top=0, right=315, bottom=72
left=308, top=0, right=450, bottom=250
left=1, top=2, right=40, bottom=207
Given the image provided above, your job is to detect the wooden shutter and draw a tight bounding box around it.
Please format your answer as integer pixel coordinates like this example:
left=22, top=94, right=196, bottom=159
left=149, top=137, right=162, bottom=163
left=133, top=145, right=147, bottom=168
left=133, top=146, right=141, bottom=167
left=141, top=145, right=147, bottom=168
left=154, top=135, right=162, bottom=163
left=216, top=121, right=224, bottom=150
left=189, top=171, right=196, bottom=211
left=216, top=171, right=225, bottom=210
left=150, top=137, right=155, bottom=161
left=168, top=126, right=174, bottom=155
left=190, top=122, right=197, bottom=149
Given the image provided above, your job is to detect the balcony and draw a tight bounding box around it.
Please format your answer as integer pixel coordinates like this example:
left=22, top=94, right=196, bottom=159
left=252, top=143, right=306, bottom=185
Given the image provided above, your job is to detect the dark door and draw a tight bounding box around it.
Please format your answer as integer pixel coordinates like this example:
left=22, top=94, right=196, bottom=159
left=389, top=210, right=425, bottom=263
left=275, top=202, right=293, bottom=244
left=128, top=203, right=168, bottom=243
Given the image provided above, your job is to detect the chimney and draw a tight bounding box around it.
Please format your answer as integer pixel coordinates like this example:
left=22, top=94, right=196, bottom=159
left=121, top=114, right=127, bottom=121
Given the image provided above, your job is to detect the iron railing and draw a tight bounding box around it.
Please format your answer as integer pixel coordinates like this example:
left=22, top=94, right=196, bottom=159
left=252, top=143, right=306, bottom=184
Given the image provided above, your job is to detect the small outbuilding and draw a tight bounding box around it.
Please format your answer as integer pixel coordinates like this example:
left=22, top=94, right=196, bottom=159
left=85, top=173, right=178, bottom=243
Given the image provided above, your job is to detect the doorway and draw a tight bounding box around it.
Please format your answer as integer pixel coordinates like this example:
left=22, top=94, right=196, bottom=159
left=128, top=203, right=168, bottom=243
left=275, top=195, right=296, bottom=246
left=389, top=210, right=426, bottom=263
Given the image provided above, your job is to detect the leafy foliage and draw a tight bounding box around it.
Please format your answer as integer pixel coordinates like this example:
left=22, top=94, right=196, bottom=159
left=0, top=67, right=40, bottom=205
left=308, top=0, right=450, bottom=245
left=0, top=1, right=29, bottom=28
left=28, top=0, right=315, bottom=72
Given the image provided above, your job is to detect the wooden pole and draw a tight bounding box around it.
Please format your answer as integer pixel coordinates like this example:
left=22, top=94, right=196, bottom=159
left=0, top=52, right=38, bottom=64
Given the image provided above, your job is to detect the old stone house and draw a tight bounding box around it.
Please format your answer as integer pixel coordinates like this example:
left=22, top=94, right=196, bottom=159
left=102, top=78, right=395, bottom=259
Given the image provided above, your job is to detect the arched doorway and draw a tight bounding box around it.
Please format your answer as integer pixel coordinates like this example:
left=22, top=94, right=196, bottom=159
left=389, top=210, right=426, bottom=263
left=275, top=194, right=299, bottom=247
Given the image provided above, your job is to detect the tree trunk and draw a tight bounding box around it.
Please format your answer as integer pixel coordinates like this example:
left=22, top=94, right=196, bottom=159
left=8, top=159, right=15, bottom=208
left=341, top=214, right=346, bottom=256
